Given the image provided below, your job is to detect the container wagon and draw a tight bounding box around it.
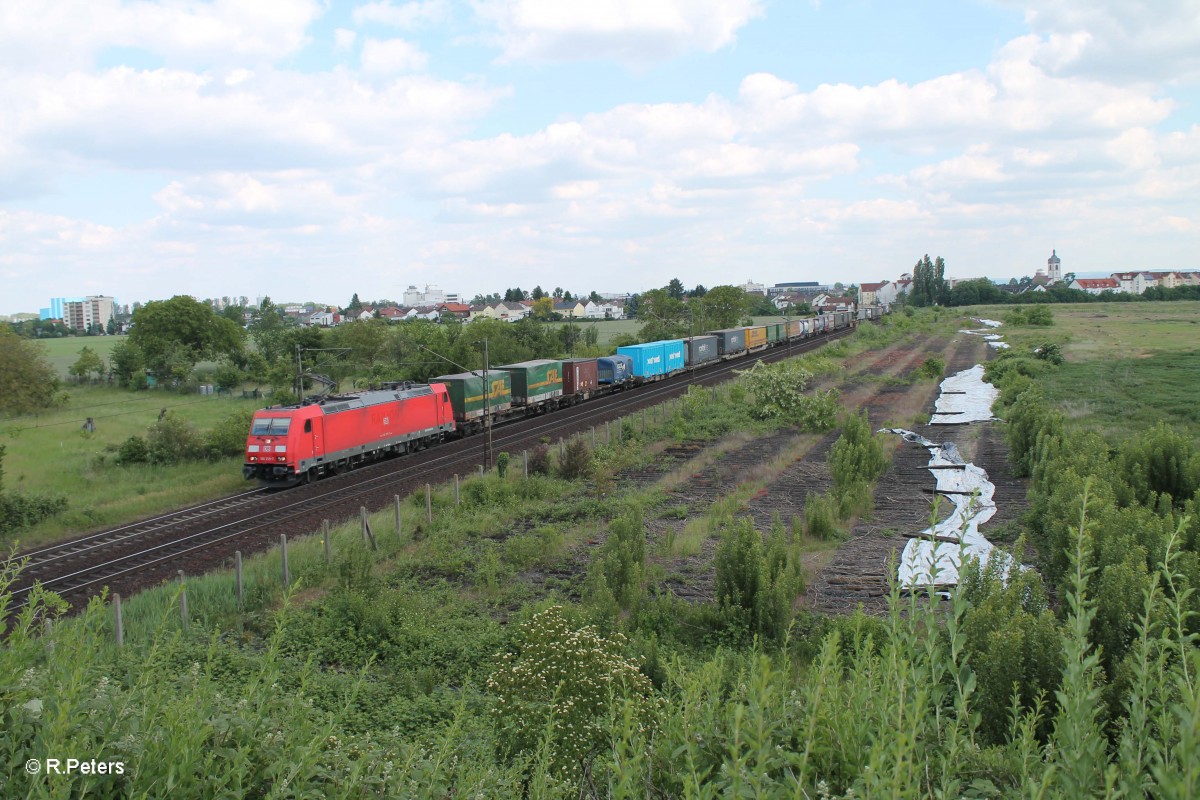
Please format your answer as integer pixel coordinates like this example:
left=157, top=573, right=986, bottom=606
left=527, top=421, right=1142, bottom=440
left=432, top=371, right=512, bottom=435
left=617, top=340, right=686, bottom=381
left=711, top=328, right=747, bottom=359
left=494, top=359, right=563, bottom=411
left=784, top=319, right=803, bottom=340
left=744, top=325, right=768, bottom=352
left=684, top=335, right=719, bottom=368
left=561, top=358, right=599, bottom=404
left=597, top=354, right=633, bottom=386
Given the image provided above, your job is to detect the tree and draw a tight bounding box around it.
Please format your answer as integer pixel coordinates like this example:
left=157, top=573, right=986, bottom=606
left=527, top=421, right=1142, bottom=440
left=109, top=338, right=145, bottom=387
left=562, top=290, right=574, bottom=302
left=690, top=284, right=708, bottom=298
left=68, top=346, right=105, bottom=381
left=531, top=286, right=545, bottom=300
left=666, top=278, right=686, bottom=300
left=700, top=285, right=749, bottom=331
left=588, top=290, right=601, bottom=303
left=129, top=295, right=244, bottom=379
left=346, top=293, right=363, bottom=315
left=910, top=254, right=949, bottom=307
left=636, top=289, right=687, bottom=341
left=0, top=328, right=64, bottom=415
left=531, top=297, right=555, bottom=320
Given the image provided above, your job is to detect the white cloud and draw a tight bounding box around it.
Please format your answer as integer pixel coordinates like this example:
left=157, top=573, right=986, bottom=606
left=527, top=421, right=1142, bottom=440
left=474, top=0, right=763, bottom=64
left=334, top=28, right=357, bottom=51
left=1003, top=0, right=1200, bottom=82
left=353, top=0, right=449, bottom=28
left=360, top=37, right=429, bottom=72
left=0, top=0, right=323, bottom=72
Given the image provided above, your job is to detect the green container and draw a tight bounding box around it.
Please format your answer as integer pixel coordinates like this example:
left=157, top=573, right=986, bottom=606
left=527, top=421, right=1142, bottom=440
left=433, top=372, right=512, bottom=421
left=766, top=323, right=782, bottom=343
left=495, top=359, right=563, bottom=405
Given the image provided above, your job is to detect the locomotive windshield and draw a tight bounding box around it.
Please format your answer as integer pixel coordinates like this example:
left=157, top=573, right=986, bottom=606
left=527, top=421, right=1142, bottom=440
left=251, top=417, right=291, bottom=435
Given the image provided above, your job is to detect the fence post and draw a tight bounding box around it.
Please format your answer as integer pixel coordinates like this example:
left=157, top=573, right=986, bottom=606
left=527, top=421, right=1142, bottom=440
left=395, top=495, right=402, bottom=539
left=642, top=409, right=646, bottom=432
left=280, top=534, right=290, bottom=586
left=523, top=450, right=528, bottom=478
left=559, top=438, right=565, bottom=459
left=323, top=520, right=331, bottom=563
left=426, top=484, right=432, bottom=523
left=591, top=426, right=596, bottom=448
left=361, top=506, right=377, bottom=550
left=618, top=416, right=623, bottom=440
left=478, top=464, right=484, bottom=478
left=178, top=570, right=188, bottom=630
left=235, top=550, right=243, bottom=610
left=454, top=474, right=460, bottom=505
left=113, top=593, right=124, bottom=647
left=605, top=420, right=610, bottom=444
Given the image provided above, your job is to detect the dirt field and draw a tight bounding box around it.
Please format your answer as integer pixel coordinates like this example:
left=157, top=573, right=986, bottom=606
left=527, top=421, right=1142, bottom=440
left=511, top=327, right=1025, bottom=615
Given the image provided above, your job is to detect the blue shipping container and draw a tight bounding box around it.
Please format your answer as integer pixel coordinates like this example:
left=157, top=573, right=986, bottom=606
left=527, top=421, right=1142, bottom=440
left=617, top=340, right=686, bottom=379
left=597, top=354, right=633, bottom=385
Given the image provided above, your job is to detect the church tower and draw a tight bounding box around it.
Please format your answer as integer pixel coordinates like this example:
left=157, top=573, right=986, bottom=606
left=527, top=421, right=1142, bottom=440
left=1047, top=250, right=1061, bottom=283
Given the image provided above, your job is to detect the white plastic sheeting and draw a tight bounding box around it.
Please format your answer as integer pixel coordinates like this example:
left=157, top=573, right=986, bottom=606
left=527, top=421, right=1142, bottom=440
left=883, top=429, right=1017, bottom=589
left=930, top=365, right=999, bottom=425
left=960, top=318, right=1009, bottom=349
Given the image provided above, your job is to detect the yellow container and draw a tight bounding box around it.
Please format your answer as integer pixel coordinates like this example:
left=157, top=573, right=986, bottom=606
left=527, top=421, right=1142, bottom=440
left=744, top=326, right=768, bottom=349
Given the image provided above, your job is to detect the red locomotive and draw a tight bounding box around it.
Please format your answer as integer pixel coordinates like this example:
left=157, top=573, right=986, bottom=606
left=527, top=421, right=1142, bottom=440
left=243, top=383, right=454, bottom=487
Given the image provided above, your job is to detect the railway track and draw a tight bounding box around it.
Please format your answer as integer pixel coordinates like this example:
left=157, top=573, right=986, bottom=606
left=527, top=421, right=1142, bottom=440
left=4, top=328, right=853, bottom=614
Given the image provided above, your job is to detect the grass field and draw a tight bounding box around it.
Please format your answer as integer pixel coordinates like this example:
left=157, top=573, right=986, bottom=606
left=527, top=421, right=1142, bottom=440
left=969, top=300, right=1200, bottom=440
left=2, top=385, right=264, bottom=546
left=34, top=334, right=124, bottom=377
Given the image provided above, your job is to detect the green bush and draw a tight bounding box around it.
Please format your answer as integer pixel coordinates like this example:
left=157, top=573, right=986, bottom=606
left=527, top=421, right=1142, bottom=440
left=960, top=550, right=1063, bottom=744
left=528, top=444, right=550, bottom=476
left=804, top=492, right=839, bottom=540
left=713, top=517, right=802, bottom=645
left=486, top=606, right=658, bottom=778
left=596, top=508, right=647, bottom=609
left=116, top=435, right=149, bottom=465
left=203, top=409, right=254, bottom=458
left=917, top=356, right=945, bottom=379
left=0, top=491, right=68, bottom=536
left=557, top=437, right=591, bottom=480
left=496, top=451, right=509, bottom=478
left=146, top=414, right=207, bottom=464
left=829, top=410, right=888, bottom=518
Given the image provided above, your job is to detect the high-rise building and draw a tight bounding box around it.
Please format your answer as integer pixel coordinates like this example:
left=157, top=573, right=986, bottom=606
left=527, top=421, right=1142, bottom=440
left=63, top=295, right=117, bottom=333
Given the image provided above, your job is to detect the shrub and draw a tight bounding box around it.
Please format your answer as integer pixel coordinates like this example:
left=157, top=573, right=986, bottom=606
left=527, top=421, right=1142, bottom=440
left=496, top=451, right=510, bottom=479
left=116, top=435, right=149, bottom=465
left=528, top=444, right=551, bottom=476
left=713, top=517, right=801, bottom=644
left=0, top=491, right=68, bottom=536
left=829, top=410, right=888, bottom=518
left=486, top=606, right=658, bottom=778
left=597, top=508, right=646, bottom=609
left=804, top=492, right=839, bottom=540
left=960, top=550, right=1063, bottom=744
left=1033, top=342, right=1065, bottom=365
left=203, top=409, right=254, bottom=458
left=557, top=437, right=591, bottom=480
left=917, top=356, right=945, bottom=379
left=146, top=414, right=207, bottom=464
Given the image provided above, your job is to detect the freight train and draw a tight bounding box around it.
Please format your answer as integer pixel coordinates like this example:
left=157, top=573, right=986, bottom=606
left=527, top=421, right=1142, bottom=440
left=242, top=310, right=872, bottom=486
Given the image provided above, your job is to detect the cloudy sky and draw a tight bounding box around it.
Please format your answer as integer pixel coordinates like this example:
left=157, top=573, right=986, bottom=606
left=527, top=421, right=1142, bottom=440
left=2, top=0, right=1198, bottom=313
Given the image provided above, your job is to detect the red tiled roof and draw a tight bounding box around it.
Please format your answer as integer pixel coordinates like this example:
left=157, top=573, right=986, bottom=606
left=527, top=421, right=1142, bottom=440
left=1074, top=278, right=1119, bottom=289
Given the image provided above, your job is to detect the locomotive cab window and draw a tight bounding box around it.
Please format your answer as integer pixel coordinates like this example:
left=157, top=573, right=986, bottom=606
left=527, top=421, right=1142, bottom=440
left=252, top=418, right=292, bottom=435
left=304, top=420, right=312, bottom=433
